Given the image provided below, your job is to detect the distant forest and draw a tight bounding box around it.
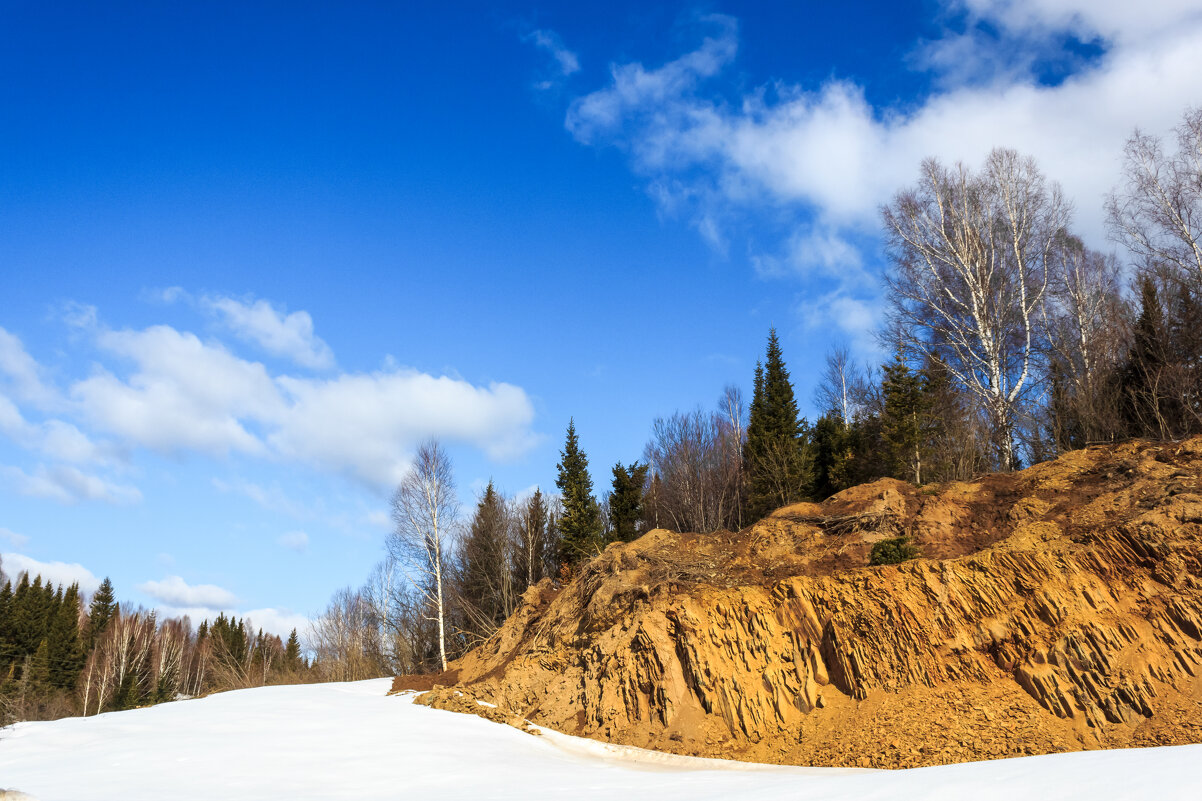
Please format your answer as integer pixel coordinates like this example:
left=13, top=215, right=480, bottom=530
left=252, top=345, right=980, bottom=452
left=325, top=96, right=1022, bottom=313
left=0, top=567, right=309, bottom=724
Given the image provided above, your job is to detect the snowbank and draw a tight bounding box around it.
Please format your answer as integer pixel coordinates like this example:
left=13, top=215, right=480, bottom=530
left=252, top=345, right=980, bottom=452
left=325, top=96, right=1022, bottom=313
left=0, top=679, right=1197, bottom=800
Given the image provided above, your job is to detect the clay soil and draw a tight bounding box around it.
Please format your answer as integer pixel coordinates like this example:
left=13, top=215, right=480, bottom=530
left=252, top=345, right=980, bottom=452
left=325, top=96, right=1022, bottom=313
left=393, top=438, right=1202, bottom=768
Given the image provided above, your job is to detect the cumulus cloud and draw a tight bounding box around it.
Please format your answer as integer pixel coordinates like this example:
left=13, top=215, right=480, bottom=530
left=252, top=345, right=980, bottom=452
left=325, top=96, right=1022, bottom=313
left=0, top=552, right=102, bottom=594
left=71, top=325, right=280, bottom=456
left=138, top=575, right=239, bottom=609
left=203, top=296, right=335, bottom=370
left=2, top=463, right=142, bottom=505
left=3, top=301, right=538, bottom=498
left=277, top=530, right=309, bottom=552
left=272, top=370, right=537, bottom=487
left=564, top=5, right=1202, bottom=261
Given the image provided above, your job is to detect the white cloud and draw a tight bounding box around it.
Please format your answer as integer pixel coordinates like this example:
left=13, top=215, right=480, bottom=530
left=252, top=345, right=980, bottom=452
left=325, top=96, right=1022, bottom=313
left=2, top=463, right=142, bottom=505
left=0, top=527, right=30, bottom=548
left=271, top=370, right=537, bottom=488
left=798, top=294, right=885, bottom=359
left=203, top=295, right=335, bottom=370
left=567, top=14, right=736, bottom=145
left=154, top=604, right=310, bottom=639
left=138, top=575, right=239, bottom=609
left=277, top=530, right=309, bottom=552
left=524, top=29, right=580, bottom=80
left=72, top=325, right=280, bottom=456
left=0, top=552, right=102, bottom=594
left=0, top=326, right=58, bottom=407
left=3, top=304, right=537, bottom=498
left=240, top=607, right=311, bottom=639
left=565, top=6, right=1202, bottom=259
left=0, top=393, right=116, bottom=466
left=953, top=0, right=1202, bottom=43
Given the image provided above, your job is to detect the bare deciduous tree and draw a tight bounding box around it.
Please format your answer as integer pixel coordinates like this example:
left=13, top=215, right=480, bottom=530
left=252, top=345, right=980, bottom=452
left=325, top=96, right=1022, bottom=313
left=1107, top=107, right=1202, bottom=289
left=815, top=345, right=864, bottom=422
left=307, top=587, right=384, bottom=682
left=388, top=440, right=458, bottom=671
left=1042, top=236, right=1128, bottom=446
left=883, top=148, right=1070, bottom=469
left=643, top=405, right=743, bottom=534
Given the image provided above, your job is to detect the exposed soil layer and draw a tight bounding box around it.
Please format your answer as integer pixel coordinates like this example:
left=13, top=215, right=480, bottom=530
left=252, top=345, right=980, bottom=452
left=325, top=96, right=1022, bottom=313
left=395, top=438, right=1202, bottom=768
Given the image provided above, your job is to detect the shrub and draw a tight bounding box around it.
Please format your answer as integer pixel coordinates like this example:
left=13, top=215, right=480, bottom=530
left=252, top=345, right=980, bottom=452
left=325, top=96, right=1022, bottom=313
left=869, top=536, right=920, bottom=566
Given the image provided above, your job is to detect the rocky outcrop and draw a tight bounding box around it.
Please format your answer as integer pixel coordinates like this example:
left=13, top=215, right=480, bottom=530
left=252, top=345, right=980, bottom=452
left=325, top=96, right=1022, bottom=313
left=405, top=438, right=1202, bottom=767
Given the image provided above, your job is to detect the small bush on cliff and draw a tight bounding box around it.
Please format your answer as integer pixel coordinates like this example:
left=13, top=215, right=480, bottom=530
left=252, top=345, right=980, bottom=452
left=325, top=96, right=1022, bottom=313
left=869, top=536, right=920, bottom=566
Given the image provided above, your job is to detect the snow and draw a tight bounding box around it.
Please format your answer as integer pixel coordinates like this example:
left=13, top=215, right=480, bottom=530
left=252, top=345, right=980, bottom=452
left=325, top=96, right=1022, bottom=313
left=0, top=678, right=1198, bottom=800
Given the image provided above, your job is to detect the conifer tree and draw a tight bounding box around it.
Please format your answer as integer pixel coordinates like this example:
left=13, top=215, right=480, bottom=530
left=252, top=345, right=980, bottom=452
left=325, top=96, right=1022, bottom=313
left=608, top=461, right=649, bottom=543
left=881, top=352, right=930, bottom=484
left=86, top=577, right=116, bottom=649
left=811, top=411, right=852, bottom=500
left=555, top=419, right=603, bottom=565
left=284, top=628, right=302, bottom=668
left=46, top=583, right=85, bottom=690
left=514, top=489, right=553, bottom=587
left=461, top=480, right=514, bottom=632
left=742, top=329, right=812, bottom=521
left=1123, top=277, right=1172, bottom=438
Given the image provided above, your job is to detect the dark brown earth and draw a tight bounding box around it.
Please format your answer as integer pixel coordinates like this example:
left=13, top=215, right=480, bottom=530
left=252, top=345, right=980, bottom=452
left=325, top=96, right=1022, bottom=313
left=393, top=437, right=1202, bottom=768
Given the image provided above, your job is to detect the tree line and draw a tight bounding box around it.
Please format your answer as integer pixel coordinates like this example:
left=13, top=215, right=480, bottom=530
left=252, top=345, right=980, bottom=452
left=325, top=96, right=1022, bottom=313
left=296, top=105, right=1202, bottom=678
left=0, top=560, right=309, bottom=724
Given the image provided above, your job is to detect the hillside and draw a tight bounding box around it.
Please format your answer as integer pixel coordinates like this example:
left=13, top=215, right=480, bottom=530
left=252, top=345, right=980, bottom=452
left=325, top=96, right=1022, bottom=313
left=402, top=437, right=1202, bottom=768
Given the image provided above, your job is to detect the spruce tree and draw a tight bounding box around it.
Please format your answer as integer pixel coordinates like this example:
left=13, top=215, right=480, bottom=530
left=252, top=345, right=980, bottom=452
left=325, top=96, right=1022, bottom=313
left=461, top=480, right=512, bottom=632
left=555, top=419, right=603, bottom=565
left=1124, top=277, right=1171, bottom=437
left=284, top=628, right=301, bottom=668
left=46, top=583, right=85, bottom=690
left=86, top=577, right=116, bottom=649
left=608, top=461, right=649, bottom=543
left=811, top=411, right=852, bottom=500
left=743, top=329, right=812, bottom=521
left=514, top=489, right=552, bottom=587
left=880, top=352, right=930, bottom=484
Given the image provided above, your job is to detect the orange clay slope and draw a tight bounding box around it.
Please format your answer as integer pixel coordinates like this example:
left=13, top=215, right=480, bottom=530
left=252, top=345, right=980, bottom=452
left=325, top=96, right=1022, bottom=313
left=397, top=438, right=1202, bottom=768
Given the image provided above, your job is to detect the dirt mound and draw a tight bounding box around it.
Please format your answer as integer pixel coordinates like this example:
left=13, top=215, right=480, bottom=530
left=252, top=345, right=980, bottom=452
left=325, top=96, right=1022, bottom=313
left=398, top=438, right=1202, bottom=767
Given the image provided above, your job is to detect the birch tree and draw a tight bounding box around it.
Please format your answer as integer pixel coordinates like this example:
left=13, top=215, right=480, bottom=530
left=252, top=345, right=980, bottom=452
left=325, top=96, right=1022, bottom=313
left=1107, top=107, right=1202, bottom=289
left=388, top=440, right=458, bottom=672
left=882, top=148, right=1070, bottom=469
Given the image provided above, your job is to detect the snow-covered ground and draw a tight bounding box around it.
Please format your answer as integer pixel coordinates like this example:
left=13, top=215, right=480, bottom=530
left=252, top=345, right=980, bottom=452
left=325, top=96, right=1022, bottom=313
left=0, top=679, right=1197, bottom=800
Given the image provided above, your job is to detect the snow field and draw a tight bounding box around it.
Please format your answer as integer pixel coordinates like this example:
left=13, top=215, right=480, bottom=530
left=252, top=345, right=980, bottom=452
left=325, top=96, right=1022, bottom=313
left=0, top=678, right=1198, bottom=800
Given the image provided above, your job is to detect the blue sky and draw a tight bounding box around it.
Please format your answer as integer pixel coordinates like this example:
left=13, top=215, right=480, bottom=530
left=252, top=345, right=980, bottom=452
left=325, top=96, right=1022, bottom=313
left=2, top=1, right=1200, bottom=635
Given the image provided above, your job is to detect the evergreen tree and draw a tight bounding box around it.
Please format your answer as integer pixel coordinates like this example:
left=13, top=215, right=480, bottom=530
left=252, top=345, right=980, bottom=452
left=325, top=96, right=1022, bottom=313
left=46, top=583, right=85, bottom=690
left=284, top=628, right=302, bottom=668
left=1123, top=277, right=1172, bottom=437
left=880, top=352, right=930, bottom=484
left=555, top=419, right=603, bottom=565
left=513, top=489, right=554, bottom=588
left=460, top=480, right=513, bottom=632
left=86, top=577, right=116, bottom=649
left=0, top=580, right=12, bottom=672
left=811, top=411, right=852, bottom=500
left=608, top=461, right=649, bottom=543
left=742, top=329, right=812, bottom=521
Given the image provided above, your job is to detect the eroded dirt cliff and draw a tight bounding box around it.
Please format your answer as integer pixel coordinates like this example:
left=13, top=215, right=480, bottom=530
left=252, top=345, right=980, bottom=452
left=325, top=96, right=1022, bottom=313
left=397, top=438, right=1202, bottom=767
